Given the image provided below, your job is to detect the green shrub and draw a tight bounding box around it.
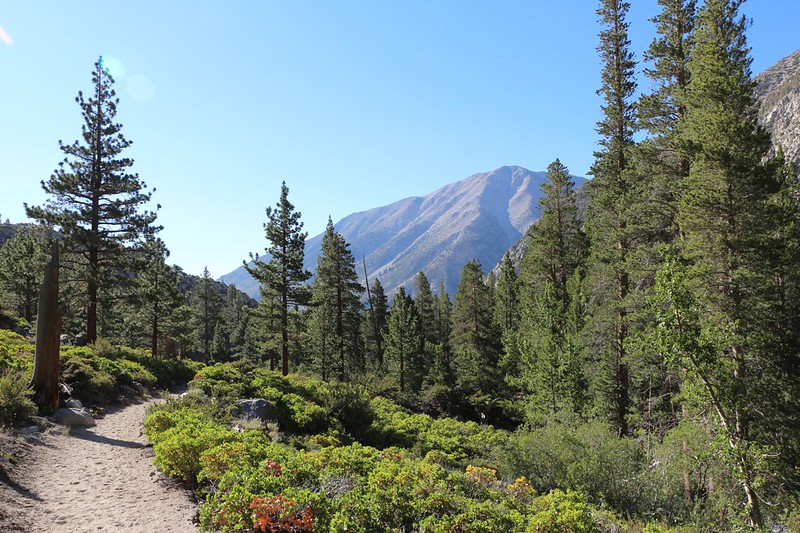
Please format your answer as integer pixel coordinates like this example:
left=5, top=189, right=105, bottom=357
left=0, top=329, right=33, bottom=373
left=190, top=362, right=247, bottom=402
left=153, top=422, right=231, bottom=483
left=501, top=421, right=645, bottom=515
left=145, top=405, right=234, bottom=483
left=281, top=393, right=331, bottom=435
left=322, top=382, right=374, bottom=438
left=0, top=371, right=37, bottom=427
left=128, top=354, right=199, bottom=388
left=60, top=350, right=117, bottom=403
left=419, top=500, right=524, bottom=532
left=114, top=359, right=157, bottom=387
left=525, top=490, right=599, bottom=532
left=144, top=405, right=215, bottom=444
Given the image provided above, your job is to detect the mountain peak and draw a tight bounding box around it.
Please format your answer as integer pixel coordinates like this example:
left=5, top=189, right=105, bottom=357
left=221, top=166, right=584, bottom=298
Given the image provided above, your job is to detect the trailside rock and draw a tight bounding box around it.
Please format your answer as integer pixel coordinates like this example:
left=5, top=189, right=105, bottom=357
left=63, top=398, right=83, bottom=409
left=236, top=399, right=277, bottom=422
left=52, top=407, right=96, bottom=427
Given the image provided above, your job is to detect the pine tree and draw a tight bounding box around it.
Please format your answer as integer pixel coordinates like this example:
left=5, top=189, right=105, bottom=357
left=524, top=159, right=586, bottom=310
left=192, top=267, right=223, bottom=359
left=307, top=297, right=336, bottom=380
left=0, top=225, right=51, bottom=322
left=245, top=182, right=311, bottom=375
left=638, top=0, right=696, bottom=243
left=26, top=58, right=159, bottom=343
left=30, top=241, right=61, bottom=413
left=435, top=282, right=452, bottom=351
left=414, top=271, right=437, bottom=345
left=515, top=159, right=587, bottom=422
left=211, top=320, right=227, bottom=361
left=450, top=260, right=500, bottom=407
left=134, top=237, right=182, bottom=357
left=492, top=252, right=520, bottom=335
left=222, top=285, right=250, bottom=357
left=427, top=282, right=454, bottom=388
left=640, top=0, right=696, bottom=139
left=312, top=218, right=364, bottom=381
left=669, top=0, right=800, bottom=525
left=364, top=277, right=388, bottom=369
left=585, top=0, right=640, bottom=437
left=385, top=287, right=423, bottom=393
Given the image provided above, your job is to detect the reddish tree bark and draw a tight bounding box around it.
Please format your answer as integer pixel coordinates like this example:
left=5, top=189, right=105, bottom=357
left=29, top=241, right=61, bottom=413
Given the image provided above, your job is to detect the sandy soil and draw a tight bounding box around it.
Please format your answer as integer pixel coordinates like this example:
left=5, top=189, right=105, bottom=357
left=0, top=398, right=199, bottom=533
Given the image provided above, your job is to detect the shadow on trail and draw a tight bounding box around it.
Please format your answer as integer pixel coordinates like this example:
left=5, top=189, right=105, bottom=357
left=70, top=428, right=147, bottom=449
left=0, top=465, right=43, bottom=502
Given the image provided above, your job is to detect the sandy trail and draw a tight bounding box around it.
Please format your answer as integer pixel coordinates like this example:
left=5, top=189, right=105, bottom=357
left=1, top=398, right=198, bottom=533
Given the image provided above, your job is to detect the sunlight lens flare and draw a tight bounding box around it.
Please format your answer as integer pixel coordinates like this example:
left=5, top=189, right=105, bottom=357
left=99, top=55, right=126, bottom=78
left=0, top=26, right=13, bottom=46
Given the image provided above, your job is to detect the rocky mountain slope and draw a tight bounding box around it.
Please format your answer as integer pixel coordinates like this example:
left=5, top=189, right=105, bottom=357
left=222, top=166, right=585, bottom=297
left=755, top=48, right=800, bottom=170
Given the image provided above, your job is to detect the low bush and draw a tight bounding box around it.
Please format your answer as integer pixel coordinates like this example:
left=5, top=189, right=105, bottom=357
left=145, top=405, right=233, bottom=483
left=191, top=362, right=248, bottom=403
left=129, top=354, right=200, bottom=388
left=524, top=490, right=600, bottom=532
left=0, top=371, right=36, bottom=427
left=146, top=396, right=623, bottom=532
left=0, top=329, right=33, bottom=373
left=60, top=350, right=117, bottom=403
left=500, top=421, right=646, bottom=515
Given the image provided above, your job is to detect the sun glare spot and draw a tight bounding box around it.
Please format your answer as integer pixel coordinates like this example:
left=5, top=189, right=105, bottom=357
left=0, top=26, right=13, bottom=46
left=100, top=55, right=126, bottom=78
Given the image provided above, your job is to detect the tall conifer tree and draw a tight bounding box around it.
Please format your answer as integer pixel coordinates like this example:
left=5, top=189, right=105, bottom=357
left=493, top=252, right=520, bottom=335
left=363, top=277, right=388, bottom=369
left=312, top=218, right=363, bottom=381
left=450, top=261, right=500, bottom=408
left=192, top=267, right=223, bottom=358
left=586, top=0, right=640, bottom=436
left=245, top=182, right=311, bottom=375
left=385, top=287, right=423, bottom=392
left=26, top=58, right=159, bottom=343
left=134, top=237, right=182, bottom=357
left=515, top=159, right=587, bottom=422
left=668, top=0, right=800, bottom=524
left=414, top=271, right=437, bottom=345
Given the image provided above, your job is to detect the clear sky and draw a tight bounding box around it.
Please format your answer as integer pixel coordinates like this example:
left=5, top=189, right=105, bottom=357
left=1, top=1, right=798, bottom=278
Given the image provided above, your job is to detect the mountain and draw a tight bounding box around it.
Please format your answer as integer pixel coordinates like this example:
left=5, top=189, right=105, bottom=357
left=755, top=48, right=800, bottom=170
left=221, top=166, right=585, bottom=298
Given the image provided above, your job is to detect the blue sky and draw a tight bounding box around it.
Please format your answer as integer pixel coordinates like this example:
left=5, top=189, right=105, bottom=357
left=1, top=1, right=798, bottom=278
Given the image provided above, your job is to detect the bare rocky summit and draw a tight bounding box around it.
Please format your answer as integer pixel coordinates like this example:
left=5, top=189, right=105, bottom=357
left=755, top=48, right=800, bottom=170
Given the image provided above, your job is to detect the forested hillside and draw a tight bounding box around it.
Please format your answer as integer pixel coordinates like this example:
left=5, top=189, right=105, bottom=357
left=2, top=1, right=800, bottom=531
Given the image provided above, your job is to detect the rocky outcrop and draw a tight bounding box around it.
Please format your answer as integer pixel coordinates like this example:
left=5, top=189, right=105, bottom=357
left=51, top=407, right=96, bottom=427
left=755, top=49, right=800, bottom=171
left=236, top=399, right=278, bottom=422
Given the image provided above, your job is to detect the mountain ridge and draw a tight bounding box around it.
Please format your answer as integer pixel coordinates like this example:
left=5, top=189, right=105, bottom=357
left=221, top=166, right=582, bottom=298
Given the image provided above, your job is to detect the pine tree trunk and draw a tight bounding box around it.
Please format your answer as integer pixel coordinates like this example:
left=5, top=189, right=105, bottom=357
left=151, top=315, right=159, bottom=357
left=616, top=256, right=630, bottom=437
left=30, top=241, right=61, bottom=413
left=282, top=292, right=289, bottom=376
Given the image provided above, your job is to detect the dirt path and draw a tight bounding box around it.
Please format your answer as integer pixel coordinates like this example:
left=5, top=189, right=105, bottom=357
left=0, top=398, right=198, bottom=533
